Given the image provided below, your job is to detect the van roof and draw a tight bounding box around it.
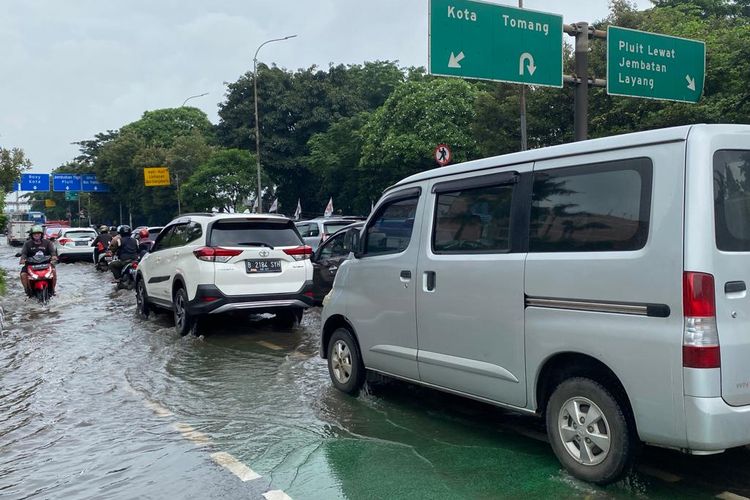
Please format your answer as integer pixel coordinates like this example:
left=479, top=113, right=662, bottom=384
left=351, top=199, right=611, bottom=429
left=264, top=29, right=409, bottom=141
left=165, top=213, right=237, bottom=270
left=389, top=124, right=750, bottom=192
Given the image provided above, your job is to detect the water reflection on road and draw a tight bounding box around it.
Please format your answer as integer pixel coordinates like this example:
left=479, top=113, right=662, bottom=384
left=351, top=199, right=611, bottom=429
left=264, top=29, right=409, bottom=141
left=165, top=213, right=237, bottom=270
left=0, top=242, right=749, bottom=499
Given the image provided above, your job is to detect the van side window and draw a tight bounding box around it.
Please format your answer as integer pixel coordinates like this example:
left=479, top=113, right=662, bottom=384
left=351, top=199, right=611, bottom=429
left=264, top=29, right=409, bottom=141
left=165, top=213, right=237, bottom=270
left=433, top=184, right=513, bottom=253
left=714, top=150, right=750, bottom=251
left=530, top=158, right=652, bottom=252
left=364, top=197, right=419, bottom=256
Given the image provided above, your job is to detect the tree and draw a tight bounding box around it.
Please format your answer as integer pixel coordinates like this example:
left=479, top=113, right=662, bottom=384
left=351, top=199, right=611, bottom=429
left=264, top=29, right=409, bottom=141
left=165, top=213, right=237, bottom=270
left=0, top=147, right=32, bottom=193
left=120, top=107, right=215, bottom=148
left=356, top=78, right=481, bottom=207
left=181, top=149, right=263, bottom=213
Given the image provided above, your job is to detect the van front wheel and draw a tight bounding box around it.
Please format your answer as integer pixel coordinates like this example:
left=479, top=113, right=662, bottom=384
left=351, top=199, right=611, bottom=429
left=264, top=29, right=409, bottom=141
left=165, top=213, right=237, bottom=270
left=546, top=377, right=634, bottom=485
left=327, top=328, right=364, bottom=395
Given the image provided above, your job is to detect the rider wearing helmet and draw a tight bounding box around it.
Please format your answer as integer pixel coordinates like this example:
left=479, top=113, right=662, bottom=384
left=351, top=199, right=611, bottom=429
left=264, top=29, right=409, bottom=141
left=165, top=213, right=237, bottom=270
left=109, top=225, right=139, bottom=280
left=91, top=225, right=113, bottom=264
left=136, top=228, right=154, bottom=257
left=19, top=225, right=58, bottom=296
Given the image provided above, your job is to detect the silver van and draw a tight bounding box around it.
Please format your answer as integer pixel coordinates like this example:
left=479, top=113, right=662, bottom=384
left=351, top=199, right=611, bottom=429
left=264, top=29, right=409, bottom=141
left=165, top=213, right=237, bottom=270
left=320, top=124, right=750, bottom=484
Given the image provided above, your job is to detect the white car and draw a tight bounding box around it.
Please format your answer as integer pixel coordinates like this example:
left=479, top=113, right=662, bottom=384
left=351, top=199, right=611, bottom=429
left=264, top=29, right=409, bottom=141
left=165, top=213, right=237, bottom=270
left=135, top=213, right=315, bottom=335
left=53, top=227, right=98, bottom=262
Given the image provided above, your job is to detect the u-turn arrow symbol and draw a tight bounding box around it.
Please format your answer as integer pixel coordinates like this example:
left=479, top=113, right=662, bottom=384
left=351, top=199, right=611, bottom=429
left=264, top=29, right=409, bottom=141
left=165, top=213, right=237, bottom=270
left=519, top=53, right=537, bottom=76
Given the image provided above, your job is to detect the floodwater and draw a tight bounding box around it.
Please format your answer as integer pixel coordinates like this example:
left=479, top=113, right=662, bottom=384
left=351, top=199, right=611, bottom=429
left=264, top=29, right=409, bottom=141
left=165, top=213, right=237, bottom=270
left=1, top=241, right=749, bottom=499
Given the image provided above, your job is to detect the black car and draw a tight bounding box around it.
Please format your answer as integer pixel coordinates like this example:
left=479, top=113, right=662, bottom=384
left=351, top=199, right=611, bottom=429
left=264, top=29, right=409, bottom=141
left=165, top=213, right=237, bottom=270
left=310, top=222, right=363, bottom=304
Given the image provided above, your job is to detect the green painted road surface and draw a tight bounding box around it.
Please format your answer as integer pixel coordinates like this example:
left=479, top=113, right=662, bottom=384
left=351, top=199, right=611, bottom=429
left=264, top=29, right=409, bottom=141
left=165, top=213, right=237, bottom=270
left=1, top=243, right=749, bottom=498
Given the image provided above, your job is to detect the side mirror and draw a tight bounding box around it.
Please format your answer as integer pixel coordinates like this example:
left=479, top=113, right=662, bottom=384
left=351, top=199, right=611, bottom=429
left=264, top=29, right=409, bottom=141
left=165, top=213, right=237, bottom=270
left=349, top=228, right=363, bottom=258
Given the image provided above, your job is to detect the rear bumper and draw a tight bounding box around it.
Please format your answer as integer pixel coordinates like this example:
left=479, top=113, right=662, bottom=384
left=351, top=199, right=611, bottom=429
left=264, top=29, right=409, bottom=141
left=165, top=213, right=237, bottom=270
left=187, top=282, right=315, bottom=316
left=684, top=395, right=750, bottom=451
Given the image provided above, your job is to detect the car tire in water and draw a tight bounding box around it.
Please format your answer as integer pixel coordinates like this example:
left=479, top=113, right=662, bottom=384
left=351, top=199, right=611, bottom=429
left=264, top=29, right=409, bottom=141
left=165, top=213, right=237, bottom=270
left=135, top=278, right=150, bottom=319
left=173, top=287, right=195, bottom=336
left=546, top=377, right=635, bottom=485
left=327, top=328, right=365, bottom=395
left=273, top=308, right=302, bottom=329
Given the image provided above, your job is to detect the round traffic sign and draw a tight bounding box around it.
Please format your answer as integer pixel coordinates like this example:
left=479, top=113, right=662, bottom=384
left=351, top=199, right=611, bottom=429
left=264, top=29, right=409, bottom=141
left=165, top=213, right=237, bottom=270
left=434, top=144, right=452, bottom=166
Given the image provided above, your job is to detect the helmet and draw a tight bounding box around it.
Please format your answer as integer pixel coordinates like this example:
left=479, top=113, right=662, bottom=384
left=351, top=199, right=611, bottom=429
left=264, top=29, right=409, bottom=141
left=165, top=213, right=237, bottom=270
left=30, top=225, right=43, bottom=235
left=118, top=225, right=132, bottom=236
left=138, top=228, right=149, bottom=239
left=99, top=225, right=109, bottom=232
left=109, top=226, right=117, bottom=232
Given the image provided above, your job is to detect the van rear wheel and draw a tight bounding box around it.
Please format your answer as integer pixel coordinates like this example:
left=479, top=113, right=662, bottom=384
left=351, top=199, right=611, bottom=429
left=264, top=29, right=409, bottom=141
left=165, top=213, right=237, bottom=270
left=546, top=377, right=634, bottom=485
left=327, top=328, right=364, bottom=395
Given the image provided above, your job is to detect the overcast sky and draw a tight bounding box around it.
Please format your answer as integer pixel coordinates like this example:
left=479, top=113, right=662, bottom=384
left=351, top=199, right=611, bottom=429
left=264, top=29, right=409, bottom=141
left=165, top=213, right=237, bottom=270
left=1, top=0, right=652, bottom=174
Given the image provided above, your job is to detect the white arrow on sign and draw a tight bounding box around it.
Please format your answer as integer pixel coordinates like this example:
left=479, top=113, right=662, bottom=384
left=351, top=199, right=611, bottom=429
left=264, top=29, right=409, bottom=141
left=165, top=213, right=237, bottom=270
left=686, top=75, right=696, bottom=91
left=448, top=51, right=465, bottom=68
left=519, top=53, right=537, bottom=76
left=65, top=186, right=70, bottom=191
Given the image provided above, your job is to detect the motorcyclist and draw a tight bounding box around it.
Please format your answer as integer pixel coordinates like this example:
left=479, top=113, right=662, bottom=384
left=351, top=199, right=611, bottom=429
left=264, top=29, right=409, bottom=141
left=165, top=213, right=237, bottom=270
left=91, top=225, right=113, bottom=264
left=109, top=225, right=139, bottom=280
left=136, top=228, right=153, bottom=257
left=19, top=225, right=58, bottom=296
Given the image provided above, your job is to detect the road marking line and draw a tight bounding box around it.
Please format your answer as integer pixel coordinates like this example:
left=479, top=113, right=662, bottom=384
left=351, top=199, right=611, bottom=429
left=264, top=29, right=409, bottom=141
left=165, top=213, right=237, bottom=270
left=210, top=451, right=261, bottom=482
left=144, top=400, right=174, bottom=417
left=717, top=492, right=750, bottom=500
left=637, top=465, right=682, bottom=483
left=173, top=423, right=213, bottom=446
left=263, top=490, right=292, bottom=500
left=257, top=341, right=283, bottom=351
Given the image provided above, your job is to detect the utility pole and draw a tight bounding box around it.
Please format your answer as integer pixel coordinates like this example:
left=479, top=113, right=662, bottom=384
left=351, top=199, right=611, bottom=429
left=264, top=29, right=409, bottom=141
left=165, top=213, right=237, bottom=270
left=519, top=0, right=528, bottom=151
left=574, top=22, right=589, bottom=142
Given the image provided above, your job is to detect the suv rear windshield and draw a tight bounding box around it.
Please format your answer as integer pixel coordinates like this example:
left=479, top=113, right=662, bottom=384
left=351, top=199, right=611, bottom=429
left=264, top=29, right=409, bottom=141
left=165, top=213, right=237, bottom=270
left=714, top=150, right=750, bottom=251
left=209, top=220, right=302, bottom=248
left=64, top=230, right=96, bottom=239
left=324, top=222, right=351, bottom=235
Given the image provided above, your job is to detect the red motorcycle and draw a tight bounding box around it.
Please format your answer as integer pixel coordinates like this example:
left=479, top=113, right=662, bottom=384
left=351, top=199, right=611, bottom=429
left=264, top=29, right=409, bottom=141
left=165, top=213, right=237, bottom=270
left=25, top=254, right=55, bottom=304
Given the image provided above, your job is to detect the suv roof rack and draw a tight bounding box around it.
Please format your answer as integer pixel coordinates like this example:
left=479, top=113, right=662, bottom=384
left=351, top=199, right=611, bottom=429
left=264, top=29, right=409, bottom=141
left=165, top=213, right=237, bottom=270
left=176, top=212, right=216, bottom=218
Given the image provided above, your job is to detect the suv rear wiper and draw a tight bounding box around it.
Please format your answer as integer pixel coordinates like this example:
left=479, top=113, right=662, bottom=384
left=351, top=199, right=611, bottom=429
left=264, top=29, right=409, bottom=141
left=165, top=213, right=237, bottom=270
left=237, top=242, right=275, bottom=249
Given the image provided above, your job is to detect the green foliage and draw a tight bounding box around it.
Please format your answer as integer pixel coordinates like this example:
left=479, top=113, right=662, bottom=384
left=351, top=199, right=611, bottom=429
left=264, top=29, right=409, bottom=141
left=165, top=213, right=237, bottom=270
left=0, top=147, right=32, bottom=194
left=181, top=149, right=262, bottom=213
left=120, top=107, right=214, bottom=148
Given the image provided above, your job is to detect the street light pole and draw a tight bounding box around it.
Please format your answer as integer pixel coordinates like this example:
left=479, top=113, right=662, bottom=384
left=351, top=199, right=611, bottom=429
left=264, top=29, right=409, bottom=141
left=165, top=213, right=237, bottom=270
left=181, top=92, right=208, bottom=107
left=253, top=35, right=297, bottom=213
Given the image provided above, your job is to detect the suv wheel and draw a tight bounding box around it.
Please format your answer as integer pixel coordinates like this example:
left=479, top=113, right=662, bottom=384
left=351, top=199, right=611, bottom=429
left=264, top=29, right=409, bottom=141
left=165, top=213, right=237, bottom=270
left=173, top=288, right=195, bottom=336
left=546, top=377, right=634, bottom=485
left=327, top=328, right=364, bottom=395
left=135, top=278, right=150, bottom=318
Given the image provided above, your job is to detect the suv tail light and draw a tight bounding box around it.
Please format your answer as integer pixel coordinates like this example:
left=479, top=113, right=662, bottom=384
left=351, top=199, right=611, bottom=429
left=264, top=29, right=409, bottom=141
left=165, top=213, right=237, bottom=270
left=683, top=271, right=721, bottom=369
left=283, top=245, right=313, bottom=261
left=58, top=238, right=72, bottom=246
left=193, top=246, right=242, bottom=263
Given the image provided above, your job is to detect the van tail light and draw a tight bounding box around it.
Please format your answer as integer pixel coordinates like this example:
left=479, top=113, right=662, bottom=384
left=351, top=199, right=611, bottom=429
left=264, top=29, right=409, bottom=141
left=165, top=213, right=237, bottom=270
left=193, top=246, right=242, bottom=263
left=58, top=238, right=72, bottom=246
left=683, top=272, right=721, bottom=369
left=283, top=245, right=313, bottom=261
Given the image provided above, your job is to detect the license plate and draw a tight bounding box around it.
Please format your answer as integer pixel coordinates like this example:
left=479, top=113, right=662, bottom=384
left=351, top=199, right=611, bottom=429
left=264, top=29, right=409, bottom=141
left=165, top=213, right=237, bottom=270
left=246, top=259, right=281, bottom=273
left=75, top=241, right=87, bottom=246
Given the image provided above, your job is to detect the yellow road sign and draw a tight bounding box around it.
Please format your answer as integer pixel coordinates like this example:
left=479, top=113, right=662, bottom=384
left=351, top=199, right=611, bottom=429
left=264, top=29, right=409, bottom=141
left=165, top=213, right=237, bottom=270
left=144, top=167, right=171, bottom=187
left=45, top=199, right=56, bottom=208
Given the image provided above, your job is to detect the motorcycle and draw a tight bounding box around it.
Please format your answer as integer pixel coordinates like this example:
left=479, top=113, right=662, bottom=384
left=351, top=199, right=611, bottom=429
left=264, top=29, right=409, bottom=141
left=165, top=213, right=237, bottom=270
left=24, top=253, right=55, bottom=305
left=95, top=244, right=112, bottom=272
left=116, top=259, right=138, bottom=291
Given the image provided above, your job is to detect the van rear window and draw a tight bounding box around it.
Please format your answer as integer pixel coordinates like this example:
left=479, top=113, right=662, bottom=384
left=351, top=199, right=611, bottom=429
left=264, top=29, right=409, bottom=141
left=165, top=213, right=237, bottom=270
left=530, top=158, right=652, bottom=252
left=714, top=150, right=750, bottom=251
left=209, top=220, right=302, bottom=248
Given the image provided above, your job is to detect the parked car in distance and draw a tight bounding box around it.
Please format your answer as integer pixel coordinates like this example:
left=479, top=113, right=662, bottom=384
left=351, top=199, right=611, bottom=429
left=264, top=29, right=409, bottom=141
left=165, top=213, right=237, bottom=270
left=54, top=227, right=98, bottom=262
left=135, top=213, right=315, bottom=336
left=320, top=124, right=750, bottom=486
left=296, top=217, right=364, bottom=251
left=311, top=222, right=363, bottom=304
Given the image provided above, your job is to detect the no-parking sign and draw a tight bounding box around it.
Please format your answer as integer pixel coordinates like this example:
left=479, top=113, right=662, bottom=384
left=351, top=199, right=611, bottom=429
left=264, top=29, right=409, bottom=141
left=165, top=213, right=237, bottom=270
left=434, top=144, right=452, bottom=166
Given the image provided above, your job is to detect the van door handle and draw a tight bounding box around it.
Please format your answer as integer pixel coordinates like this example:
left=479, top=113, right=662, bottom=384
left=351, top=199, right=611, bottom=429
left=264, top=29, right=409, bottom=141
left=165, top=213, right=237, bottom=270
left=424, top=271, right=436, bottom=292
left=400, top=270, right=411, bottom=280
left=725, top=281, right=746, bottom=293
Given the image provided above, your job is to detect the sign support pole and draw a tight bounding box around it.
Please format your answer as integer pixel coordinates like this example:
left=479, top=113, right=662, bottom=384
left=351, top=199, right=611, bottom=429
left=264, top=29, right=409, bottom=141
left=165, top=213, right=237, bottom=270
left=518, top=0, right=528, bottom=151
left=574, top=22, right=589, bottom=142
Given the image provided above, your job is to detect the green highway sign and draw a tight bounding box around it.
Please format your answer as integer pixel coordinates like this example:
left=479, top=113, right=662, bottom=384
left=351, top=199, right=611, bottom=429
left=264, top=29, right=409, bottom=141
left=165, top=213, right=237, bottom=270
left=65, top=191, right=79, bottom=201
left=429, top=0, right=563, bottom=88
left=607, top=26, right=705, bottom=103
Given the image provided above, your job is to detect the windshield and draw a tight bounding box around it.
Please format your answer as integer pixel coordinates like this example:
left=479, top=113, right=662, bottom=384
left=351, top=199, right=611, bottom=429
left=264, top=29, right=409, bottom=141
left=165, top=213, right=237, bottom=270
left=324, top=222, right=351, bottom=234
left=714, top=150, right=750, bottom=251
left=64, top=230, right=96, bottom=239
left=209, top=221, right=302, bottom=248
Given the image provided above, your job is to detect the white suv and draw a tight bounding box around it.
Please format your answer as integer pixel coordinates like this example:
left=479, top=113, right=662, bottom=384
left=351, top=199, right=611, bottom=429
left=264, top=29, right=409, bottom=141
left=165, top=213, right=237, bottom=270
left=135, top=213, right=315, bottom=335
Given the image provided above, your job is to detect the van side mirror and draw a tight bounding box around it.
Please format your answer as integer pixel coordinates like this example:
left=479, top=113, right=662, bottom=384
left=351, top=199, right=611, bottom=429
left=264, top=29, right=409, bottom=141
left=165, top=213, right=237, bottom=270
left=349, top=228, right=363, bottom=258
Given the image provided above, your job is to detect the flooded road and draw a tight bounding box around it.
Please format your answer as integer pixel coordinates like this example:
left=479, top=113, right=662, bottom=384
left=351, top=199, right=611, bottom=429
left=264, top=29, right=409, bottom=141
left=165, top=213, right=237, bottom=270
left=1, top=240, right=750, bottom=499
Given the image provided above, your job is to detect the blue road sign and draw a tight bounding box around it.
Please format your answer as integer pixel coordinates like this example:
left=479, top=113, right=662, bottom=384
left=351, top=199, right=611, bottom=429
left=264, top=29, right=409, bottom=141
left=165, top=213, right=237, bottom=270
left=53, top=174, right=82, bottom=192
left=20, top=173, right=50, bottom=192
left=81, top=174, right=110, bottom=193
